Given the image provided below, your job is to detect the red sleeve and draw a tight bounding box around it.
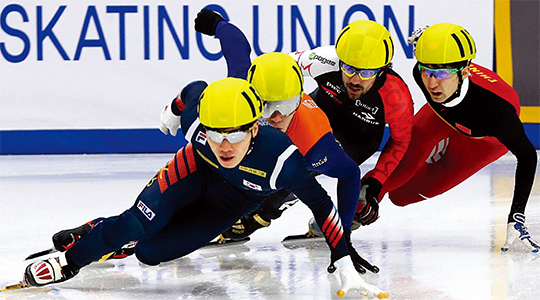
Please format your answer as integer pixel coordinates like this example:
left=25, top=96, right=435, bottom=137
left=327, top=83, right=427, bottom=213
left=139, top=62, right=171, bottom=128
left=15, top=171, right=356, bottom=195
left=365, top=74, right=414, bottom=184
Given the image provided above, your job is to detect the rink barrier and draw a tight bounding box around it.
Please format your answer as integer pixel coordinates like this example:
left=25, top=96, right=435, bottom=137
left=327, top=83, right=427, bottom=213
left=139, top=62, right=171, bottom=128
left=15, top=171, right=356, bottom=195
left=0, top=125, right=538, bottom=155
left=0, top=128, right=187, bottom=155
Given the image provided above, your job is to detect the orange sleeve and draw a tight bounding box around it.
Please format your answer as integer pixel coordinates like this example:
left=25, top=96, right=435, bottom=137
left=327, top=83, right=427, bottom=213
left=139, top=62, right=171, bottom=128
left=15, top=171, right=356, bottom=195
left=286, top=94, right=332, bottom=156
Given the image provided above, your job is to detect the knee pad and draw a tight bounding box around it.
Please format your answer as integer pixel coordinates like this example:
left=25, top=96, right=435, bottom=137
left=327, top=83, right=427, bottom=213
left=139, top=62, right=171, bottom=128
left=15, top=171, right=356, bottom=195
left=388, top=190, right=426, bottom=207
left=134, top=250, right=160, bottom=266
left=388, top=191, right=409, bottom=207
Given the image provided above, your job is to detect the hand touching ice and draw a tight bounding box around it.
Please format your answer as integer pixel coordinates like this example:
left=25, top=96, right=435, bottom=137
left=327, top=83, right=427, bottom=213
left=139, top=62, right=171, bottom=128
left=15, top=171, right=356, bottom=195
left=335, top=256, right=389, bottom=298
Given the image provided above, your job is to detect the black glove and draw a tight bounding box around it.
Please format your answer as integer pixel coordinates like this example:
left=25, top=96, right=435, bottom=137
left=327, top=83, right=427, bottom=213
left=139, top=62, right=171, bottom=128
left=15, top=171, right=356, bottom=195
left=354, top=177, right=382, bottom=226
left=327, top=230, right=379, bottom=274
left=194, top=9, right=225, bottom=36
left=221, top=212, right=270, bottom=240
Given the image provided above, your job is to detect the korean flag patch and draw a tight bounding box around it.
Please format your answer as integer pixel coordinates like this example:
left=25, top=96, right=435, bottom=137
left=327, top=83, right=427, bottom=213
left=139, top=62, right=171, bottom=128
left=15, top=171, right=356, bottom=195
left=243, top=179, right=262, bottom=191
left=196, top=131, right=207, bottom=145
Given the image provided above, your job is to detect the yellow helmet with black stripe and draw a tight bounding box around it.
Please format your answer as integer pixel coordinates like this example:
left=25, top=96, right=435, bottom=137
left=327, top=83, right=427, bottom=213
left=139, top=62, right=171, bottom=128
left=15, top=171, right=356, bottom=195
left=335, top=20, right=394, bottom=69
left=198, top=77, right=263, bottom=128
left=247, top=52, right=303, bottom=101
left=415, top=23, right=476, bottom=64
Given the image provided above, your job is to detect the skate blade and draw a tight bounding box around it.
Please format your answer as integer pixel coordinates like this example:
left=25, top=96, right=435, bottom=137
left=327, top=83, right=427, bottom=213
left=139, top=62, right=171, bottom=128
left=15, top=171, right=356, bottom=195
left=281, top=233, right=324, bottom=250
left=24, top=248, right=57, bottom=261
left=1, top=282, right=25, bottom=292
left=204, top=237, right=250, bottom=249
left=1, top=282, right=52, bottom=294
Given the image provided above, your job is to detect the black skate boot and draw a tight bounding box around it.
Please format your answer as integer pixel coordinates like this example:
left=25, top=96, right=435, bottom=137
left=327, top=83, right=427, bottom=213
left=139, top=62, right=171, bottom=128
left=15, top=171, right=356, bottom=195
left=53, top=219, right=137, bottom=261
left=53, top=218, right=104, bottom=251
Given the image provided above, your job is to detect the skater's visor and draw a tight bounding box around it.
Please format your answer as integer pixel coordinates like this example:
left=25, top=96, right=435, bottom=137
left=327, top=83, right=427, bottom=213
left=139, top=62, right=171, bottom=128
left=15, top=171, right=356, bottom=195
left=261, top=93, right=301, bottom=119
left=340, top=61, right=380, bottom=80
left=205, top=124, right=254, bottom=144
left=418, top=63, right=463, bottom=81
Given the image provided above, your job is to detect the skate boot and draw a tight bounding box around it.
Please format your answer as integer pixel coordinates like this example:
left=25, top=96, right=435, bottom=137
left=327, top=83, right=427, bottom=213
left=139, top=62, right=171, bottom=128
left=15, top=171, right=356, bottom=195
left=307, top=217, right=324, bottom=237
left=53, top=218, right=137, bottom=262
left=501, top=213, right=540, bottom=253
left=221, top=211, right=271, bottom=241
left=281, top=218, right=325, bottom=247
left=98, top=241, right=137, bottom=261
left=24, top=252, right=79, bottom=287
left=53, top=218, right=104, bottom=251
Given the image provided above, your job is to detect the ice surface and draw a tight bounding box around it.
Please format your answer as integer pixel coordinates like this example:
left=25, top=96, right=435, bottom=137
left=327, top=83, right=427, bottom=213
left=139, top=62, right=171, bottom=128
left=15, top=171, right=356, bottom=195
left=1, top=152, right=539, bottom=299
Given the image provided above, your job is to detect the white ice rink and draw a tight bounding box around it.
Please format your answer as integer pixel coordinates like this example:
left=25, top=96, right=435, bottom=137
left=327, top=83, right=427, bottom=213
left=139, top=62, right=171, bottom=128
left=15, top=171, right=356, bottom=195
left=1, top=152, right=539, bottom=300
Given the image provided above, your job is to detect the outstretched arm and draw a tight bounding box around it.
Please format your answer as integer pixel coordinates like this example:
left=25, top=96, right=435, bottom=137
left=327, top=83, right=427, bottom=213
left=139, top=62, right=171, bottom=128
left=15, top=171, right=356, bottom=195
left=159, top=9, right=252, bottom=136
left=304, top=132, right=360, bottom=231
left=364, top=76, right=414, bottom=187
left=195, top=9, right=252, bottom=79
left=495, top=109, right=539, bottom=252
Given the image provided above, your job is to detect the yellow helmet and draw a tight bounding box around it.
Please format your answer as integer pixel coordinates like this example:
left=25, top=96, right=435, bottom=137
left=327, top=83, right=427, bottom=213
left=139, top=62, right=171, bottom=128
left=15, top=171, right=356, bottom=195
left=247, top=52, right=303, bottom=101
left=415, top=23, right=476, bottom=64
left=198, top=77, right=263, bottom=128
left=335, top=20, right=394, bottom=69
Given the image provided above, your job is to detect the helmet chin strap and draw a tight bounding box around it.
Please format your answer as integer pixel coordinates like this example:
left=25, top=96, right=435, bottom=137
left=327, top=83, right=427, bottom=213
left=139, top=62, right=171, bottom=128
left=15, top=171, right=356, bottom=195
left=441, top=74, right=470, bottom=108
left=246, top=128, right=256, bottom=155
left=378, top=63, right=392, bottom=78
left=440, top=68, right=466, bottom=105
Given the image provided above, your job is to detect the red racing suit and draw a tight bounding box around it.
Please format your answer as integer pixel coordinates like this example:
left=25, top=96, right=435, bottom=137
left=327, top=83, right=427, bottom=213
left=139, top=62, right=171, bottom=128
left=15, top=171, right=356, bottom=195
left=381, top=63, right=537, bottom=222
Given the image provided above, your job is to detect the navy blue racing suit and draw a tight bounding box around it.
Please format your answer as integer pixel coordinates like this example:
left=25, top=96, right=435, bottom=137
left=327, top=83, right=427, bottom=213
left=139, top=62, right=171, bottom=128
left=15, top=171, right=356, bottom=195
left=211, top=21, right=360, bottom=230
left=68, top=81, right=349, bottom=267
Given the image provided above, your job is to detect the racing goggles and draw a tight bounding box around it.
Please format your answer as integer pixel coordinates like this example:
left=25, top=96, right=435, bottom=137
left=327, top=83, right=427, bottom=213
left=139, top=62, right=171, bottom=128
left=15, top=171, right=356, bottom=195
left=418, top=64, right=463, bottom=81
left=340, top=61, right=380, bottom=80
left=261, top=93, right=302, bottom=119
left=205, top=124, right=253, bottom=144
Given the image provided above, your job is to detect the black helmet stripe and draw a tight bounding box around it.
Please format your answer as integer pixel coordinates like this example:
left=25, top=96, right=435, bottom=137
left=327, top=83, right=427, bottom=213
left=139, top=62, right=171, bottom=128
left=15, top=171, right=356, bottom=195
left=451, top=33, right=466, bottom=58
left=248, top=65, right=256, bottom=83
left=248, top=86, right=263, bottom=112
left=242, top=91, right=257, bottom=117
left=335, top=26, right=350, bottom=46
left=291, top=65, right=302, bottom=89
left=383, top=39, right=390, bottom=64
left=389, top=36, right=394, bottom=57
left=460, top=30, right=474, bottom=55
left=462, top=29, right=476, bottom=54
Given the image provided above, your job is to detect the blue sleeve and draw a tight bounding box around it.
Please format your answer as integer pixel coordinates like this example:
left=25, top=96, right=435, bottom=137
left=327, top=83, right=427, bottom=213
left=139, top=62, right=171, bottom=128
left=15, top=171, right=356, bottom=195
left=277, top=149, right=349, bottom=262
left=304, top=132, right=360, bottom=230
left=179, top=81, right=208, bottom=137
left=277, top=150, right=349, bottom=261
left=215, top=21, right=252, bottom=79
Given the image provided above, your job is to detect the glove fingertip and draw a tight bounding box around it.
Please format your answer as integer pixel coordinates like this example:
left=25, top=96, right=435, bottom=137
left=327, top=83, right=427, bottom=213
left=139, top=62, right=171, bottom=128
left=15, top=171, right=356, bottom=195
left=159, top=126, right=168, bottom=135
left=339, top=284, right=350, bottom=295
left=356, top=266, right=366, bottom=274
